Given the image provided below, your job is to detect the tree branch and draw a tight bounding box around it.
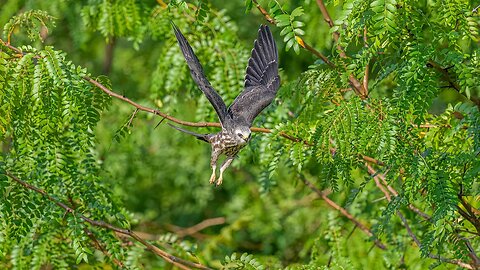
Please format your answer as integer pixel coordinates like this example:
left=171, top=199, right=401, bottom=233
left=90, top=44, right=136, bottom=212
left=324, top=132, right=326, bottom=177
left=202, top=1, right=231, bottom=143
left=299, top=174, right=387, bottom=250
left=366, top=165, right=478, bottom=269
left=427, top=60, right=480, bottom=109
left=251, top=0, right=334, bottom=67
left=84, top=228, right=125, bottom=268
left=315, top=0, right=367, bottom=98
left=0, top=39, right=386, bottom=172
left=363, top=26, right=369, bottom=95
left=5, top=172, right=212, bottom=270
left=167, top=217, right=226, bottom=238
left=84, top=76, right=314, bottom=146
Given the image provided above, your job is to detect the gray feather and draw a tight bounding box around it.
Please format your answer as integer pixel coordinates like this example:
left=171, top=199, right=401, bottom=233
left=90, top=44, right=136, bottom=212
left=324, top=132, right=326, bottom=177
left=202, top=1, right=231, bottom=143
left=228, top=25, right=280, bottom=126
left=172, top=23, right=231, bottom=127
left=167, top=123, right=209, bottom=143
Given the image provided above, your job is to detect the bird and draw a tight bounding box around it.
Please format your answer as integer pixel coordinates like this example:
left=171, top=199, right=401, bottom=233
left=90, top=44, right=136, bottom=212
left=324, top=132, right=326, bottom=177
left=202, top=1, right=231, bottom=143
left=169, top=23, right=280, bottom=186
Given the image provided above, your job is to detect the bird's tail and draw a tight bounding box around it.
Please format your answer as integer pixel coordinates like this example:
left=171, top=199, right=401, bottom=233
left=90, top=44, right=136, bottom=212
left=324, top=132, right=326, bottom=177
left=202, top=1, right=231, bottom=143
left=167, top=123, right=209, bottom=143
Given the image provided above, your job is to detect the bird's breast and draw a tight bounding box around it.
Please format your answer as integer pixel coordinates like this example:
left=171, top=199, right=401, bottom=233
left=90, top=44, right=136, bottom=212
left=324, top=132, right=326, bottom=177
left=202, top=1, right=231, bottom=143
left=223, top=144, right=246, bottom=157
left=210, top=131, right=246, bottom=157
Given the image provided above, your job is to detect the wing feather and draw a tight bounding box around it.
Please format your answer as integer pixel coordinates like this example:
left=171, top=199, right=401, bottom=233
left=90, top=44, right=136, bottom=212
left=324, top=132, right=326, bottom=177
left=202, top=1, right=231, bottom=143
left=228, top=25, right=280, bottom=126
left=172, top=23, right=230, bottom=127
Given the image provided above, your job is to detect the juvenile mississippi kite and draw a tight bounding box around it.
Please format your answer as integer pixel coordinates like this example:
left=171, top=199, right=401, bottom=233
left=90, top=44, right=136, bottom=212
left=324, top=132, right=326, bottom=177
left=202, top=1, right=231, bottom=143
left=170, top=23, right=280, bottom=186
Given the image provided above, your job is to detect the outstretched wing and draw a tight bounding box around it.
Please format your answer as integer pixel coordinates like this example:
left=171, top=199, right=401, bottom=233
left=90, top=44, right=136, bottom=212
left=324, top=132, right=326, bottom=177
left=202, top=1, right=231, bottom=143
left=228, top=25, right=280, bottom=126
left=172, top=23, right=230, bottom=127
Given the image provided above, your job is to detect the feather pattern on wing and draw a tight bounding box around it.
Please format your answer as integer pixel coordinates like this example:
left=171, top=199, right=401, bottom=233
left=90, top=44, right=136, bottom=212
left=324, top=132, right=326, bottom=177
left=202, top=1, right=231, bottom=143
left=172, top=23, right=230, bottom=127
left=228, top=25, right=280, bottom=126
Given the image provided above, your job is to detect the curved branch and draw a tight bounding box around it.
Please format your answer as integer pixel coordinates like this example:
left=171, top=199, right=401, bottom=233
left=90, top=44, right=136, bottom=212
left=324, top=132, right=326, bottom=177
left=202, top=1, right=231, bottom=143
left=315, top=0, right=367, bottom=98
left=84, top=76, right=314, bottom=146
left=251, top=0, right=366, bottom=98
left=366, top=165, right=478, bottom=269
left=251, top=0, right=334, bottom=67
left=427, top=60, right=480, bottom=109
left=5, top=172, right=212, bottom=270
left=0, top=39, right=382, bottom=163
left=299, top=174, right=387, bottom=250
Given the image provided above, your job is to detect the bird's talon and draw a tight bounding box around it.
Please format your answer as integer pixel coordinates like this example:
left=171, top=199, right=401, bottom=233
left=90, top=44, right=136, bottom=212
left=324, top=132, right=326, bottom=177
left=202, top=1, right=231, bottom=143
left=216, top=178, right=223, bottom=186
left=209, top=173, right=216, bottom=184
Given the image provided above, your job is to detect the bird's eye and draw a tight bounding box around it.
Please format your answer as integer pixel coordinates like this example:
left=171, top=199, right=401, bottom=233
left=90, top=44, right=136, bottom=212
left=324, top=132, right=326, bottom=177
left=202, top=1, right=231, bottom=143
left=237, top=133, right=243, bottom=138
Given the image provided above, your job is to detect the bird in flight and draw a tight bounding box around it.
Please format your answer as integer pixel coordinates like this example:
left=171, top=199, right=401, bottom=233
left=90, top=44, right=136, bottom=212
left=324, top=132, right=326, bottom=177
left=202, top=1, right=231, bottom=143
left=169, top=23, right=280, bottom=186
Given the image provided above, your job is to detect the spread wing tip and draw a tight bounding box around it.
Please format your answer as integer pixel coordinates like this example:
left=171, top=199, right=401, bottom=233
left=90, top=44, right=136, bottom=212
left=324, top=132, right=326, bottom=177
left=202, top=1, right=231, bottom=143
left=244, top=24, right=279, bottom=89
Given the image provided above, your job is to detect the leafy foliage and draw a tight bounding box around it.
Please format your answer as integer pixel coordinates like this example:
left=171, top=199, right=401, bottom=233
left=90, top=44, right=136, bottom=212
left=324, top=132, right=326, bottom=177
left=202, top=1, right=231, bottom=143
left=269, top=1, right=305, bottom=54
left=1, top=0, right=479, bottom=269
left=2, top=10, right=55, bottom=42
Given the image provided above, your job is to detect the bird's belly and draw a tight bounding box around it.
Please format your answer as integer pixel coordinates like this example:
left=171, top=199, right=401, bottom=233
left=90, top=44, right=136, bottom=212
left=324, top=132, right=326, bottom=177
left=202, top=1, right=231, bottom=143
left=222, top=144, right=245, bottom=157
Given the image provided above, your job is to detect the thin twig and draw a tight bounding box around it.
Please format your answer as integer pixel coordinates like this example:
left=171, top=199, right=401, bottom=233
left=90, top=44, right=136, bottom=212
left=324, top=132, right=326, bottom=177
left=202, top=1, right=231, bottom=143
left=366, top=166, right=477, bottom=269
left=127, top=108, right=139, bottom=128
left=5, top=172, right=212, bottom=270
left=427, top=60, right=480, bottom=109
left=363, top=26, right=369, bottom=95
left=85, top=228, right=125, bottom=268
left=168, top=217, right=226, bottom=237
left=302, top=39, right=335, bottom=67
left=366, top=164, right=431, bottom=219
left=252, top=0, right=334, bottom=68
left=473, top=4, right=480, bottom=13
left=252, top=0, right=275, bottom=24
left=314, top=0, right=367, bottom=98
left=361, top=155, right=385, bottom=166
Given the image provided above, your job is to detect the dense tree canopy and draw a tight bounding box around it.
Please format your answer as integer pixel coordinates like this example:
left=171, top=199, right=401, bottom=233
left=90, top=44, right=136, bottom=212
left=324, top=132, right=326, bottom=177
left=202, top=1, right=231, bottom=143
left=0, top=0, right=479, bottom=269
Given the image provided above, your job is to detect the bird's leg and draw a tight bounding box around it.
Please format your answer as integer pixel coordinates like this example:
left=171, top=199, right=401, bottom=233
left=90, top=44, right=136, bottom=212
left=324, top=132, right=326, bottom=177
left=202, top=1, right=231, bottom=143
left=216, top=156, right=234, bottom=186
left=209, top=148, right=221, bottom=184
left=209, top=165, right=216, bottom=184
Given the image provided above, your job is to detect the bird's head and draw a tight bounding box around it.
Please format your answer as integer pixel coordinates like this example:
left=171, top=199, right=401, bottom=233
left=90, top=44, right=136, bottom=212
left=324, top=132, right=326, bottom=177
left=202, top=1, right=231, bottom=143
left=233, top=126, right=251, bottom=145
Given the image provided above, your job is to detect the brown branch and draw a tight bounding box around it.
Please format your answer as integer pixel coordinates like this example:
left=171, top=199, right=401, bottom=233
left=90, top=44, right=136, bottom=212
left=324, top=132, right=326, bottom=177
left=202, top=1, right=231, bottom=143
left=396, top=210, right=472, bottom=269
left=103, top=37, right=116, bottom=75
left=315, top=0, right=367, bottom=98
left=127, top=108, right=139, bottom=128
left=457, top=206, right=480, bottom=234
left=252, top=0, right=334, bottom=68
left=361, top=155, right=385, bottom=166
left=363, top=26, right=369, bottom=95
left=85, top=228, right=125, bottom=268
left=299, top=175, right=387, bottom=250
left=0, top=39, right=21, bottom=53
left=458, top=193, right=480, bottom=232
left=85, top=76, right=218, bottom=128
left=68, top=195, right=124, bottom=268
left=427, top=250, right=476, bottom=269
left=396, top=211, right=421, bottom=246
left=315, top=0, right=337, bottom=38
left=366, top=166, right=478, bottom=269
left=302, top=39, right=335, bottom=67
left=1, top=34, right=384, bottom=166
left=5, top=172, right=212, bottom=270
left=427, top=60, right=480, bottom=109
left=457, top=229, right=480, bottom=237
left=168, top=217, right=226, bottom=237
left=366, top=164, right=431, bottom=220
left=252, top=0, right=275, bottom=24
